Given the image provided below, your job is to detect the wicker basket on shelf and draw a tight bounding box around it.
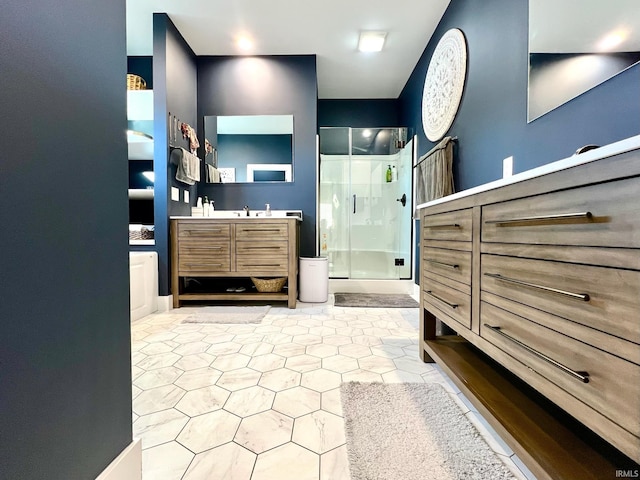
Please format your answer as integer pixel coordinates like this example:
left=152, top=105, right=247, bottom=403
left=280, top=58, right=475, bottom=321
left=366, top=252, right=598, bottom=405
left=127, top=74, right=146, bottom=90
left=251, top=277, right=287, bottom=293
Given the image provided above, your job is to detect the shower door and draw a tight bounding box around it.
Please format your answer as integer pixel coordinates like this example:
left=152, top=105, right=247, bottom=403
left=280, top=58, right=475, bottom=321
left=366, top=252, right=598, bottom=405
left=319, top=127, right=412, bottom=279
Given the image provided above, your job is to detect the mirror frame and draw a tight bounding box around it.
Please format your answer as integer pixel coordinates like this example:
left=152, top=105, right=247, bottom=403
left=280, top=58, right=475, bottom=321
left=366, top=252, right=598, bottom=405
left=203, top=114, right=294, bottom=183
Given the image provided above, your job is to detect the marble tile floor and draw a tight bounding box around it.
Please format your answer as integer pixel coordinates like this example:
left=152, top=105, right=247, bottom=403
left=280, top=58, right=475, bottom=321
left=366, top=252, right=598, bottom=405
left=131, top=296, right=537, bottom=480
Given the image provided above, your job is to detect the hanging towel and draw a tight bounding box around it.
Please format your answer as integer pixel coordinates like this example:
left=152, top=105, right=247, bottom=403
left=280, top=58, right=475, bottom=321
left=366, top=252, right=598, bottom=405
left=415, top=136, right=455, bottom=208
left=187, top=149, right=200, bottom=182
left=180, top=122, right=200, bottom=153
left=205, top=164, right=221, bottom=183
left=171, top=147, right=200, bottom=185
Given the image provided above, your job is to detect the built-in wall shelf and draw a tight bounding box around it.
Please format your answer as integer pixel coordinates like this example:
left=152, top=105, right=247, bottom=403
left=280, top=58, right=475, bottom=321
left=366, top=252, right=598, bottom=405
left=127, top=130, right=153, bottom=160
left=128, top=188, right=154, bottom=200
left=127, top=90, right=154, bottom=160
left=127, top=90, right=153, bottom=121
left=129, top=239, right=155, bottom=246
left=127, top=89, right=155, bottom=230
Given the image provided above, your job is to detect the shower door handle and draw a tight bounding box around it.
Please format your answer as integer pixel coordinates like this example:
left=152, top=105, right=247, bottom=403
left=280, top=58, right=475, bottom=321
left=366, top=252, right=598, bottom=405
left=353, top=194, right=356, bottom=214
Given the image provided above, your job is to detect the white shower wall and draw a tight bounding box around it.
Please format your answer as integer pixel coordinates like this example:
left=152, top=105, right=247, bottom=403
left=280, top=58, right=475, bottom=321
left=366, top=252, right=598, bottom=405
left=319, top=145, right=413, bottom=280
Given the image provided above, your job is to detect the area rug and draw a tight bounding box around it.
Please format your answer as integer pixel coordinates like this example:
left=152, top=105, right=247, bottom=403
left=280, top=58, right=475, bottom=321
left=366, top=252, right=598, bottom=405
left=341, top=382, right=515, bottom=480
left=180, top=305, right=271, bottom=324
left=334, top=293, right=419, bottom=308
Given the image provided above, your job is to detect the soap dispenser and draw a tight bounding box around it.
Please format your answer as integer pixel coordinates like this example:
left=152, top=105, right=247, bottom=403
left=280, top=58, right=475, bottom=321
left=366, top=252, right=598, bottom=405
left=203, top=196, right=210, bottom=217
left=265, top=203, right=272, bottom=216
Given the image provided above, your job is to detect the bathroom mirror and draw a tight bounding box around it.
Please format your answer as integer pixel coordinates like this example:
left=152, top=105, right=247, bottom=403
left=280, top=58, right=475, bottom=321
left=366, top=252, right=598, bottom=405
left=528, top=0, right=640, bottom=122
left=203, top=114, right=294, bottom=183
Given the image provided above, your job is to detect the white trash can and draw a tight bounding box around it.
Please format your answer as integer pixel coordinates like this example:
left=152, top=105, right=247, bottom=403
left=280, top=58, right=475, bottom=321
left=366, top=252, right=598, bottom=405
left=299, top=256, right=329, bottom=303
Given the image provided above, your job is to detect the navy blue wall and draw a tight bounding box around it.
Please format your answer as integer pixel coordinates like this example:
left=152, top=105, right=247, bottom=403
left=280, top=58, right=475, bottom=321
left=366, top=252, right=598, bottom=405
left=318, top=99, right=401, bottom=127
left=400, top=0, right=640, bottom=191
left=1, top=0, right=132, bottom=478
left=197, top=55, right=318, bottom=256
left=153, top=14, right=199, bottom=296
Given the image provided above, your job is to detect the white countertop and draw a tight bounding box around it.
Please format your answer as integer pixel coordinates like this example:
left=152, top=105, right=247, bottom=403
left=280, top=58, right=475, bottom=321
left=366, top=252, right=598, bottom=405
left=417, top=134, right=640, bottom=210
left=171, top=210, right=303, bottom=221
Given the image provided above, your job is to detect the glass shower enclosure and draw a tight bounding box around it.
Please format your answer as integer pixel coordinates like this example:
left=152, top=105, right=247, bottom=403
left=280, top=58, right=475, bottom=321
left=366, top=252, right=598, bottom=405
left=319, top=127, right=413, bottom=279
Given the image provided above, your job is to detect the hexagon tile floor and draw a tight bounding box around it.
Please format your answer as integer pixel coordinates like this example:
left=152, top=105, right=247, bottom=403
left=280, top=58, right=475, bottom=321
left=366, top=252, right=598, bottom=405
left=131, top=296, right=536, bottom=480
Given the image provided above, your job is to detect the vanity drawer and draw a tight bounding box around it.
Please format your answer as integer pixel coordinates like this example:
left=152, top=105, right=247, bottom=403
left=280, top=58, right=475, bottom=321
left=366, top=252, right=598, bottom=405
left=481, top=254, right=640, bottom=346
left=423, top=247, right=471, bottom=286
left=236, top=223, right=288, bottom=241
left=482, top=176, right=640, bottom=248
left=480, top=301, right=640, bottom=438
left=422, top=208, right=472, bottom=243
left=179, top=255, right=231, bottom=274
left=236, top=255, right=289, bottom=275
left=422, top=278, right=471, bottom=330
left=178, top=222, right=231, bottom=239
left=179, top=239, right=230, bottom=256
left=236, top=241, right=288, bottom=256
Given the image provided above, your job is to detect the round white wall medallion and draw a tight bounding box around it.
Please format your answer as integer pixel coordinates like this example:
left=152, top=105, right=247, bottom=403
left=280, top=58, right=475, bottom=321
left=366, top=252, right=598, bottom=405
left=422, top=28, right=467, bottom=142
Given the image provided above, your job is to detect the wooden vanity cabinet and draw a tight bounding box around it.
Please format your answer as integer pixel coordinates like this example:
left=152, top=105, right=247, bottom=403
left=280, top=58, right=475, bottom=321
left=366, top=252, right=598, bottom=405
left=171, top=218, right=299, bottom=308
left=419, top=147, right=640, bottom=479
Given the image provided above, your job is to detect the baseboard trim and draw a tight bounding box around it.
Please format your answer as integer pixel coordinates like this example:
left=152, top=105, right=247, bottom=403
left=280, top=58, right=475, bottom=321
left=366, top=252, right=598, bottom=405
left=156, top=295, right=173, bottom=313
left=95, top=438, right=141, bottom=480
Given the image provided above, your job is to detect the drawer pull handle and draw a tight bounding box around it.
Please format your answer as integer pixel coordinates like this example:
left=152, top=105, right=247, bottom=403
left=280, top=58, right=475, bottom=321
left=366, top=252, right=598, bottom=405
left=484, top=273, right=590, bottom=301
left=427, top=223, right=460, bottom=229
left=483, top=324, right=590, bottom=383
left=241, top=229, right=281, bottom=232
left=485, top=211, right=592, bottom=225
left=427, top=260, right=459, bottom=270
left=425, top=291, right=458, bottom=309
left=243, top=264, right=283, bottom=267
left=245, top=246, right=283, bottom=250
left=184, top=246, right=222, bottom=250
left=184, top=263, right=223, bottom=267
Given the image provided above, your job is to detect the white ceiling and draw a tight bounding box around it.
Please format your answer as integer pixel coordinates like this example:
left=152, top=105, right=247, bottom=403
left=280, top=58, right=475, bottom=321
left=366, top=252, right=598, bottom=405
left=126, top=0, right=451, bottom=99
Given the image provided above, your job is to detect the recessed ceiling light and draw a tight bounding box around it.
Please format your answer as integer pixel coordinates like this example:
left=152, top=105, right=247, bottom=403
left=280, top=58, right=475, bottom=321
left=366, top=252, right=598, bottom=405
left=597, top=29, right=628, bottom=51
left=358, top=31, right=387, bottom=52
left=236, top=36, right=254, bottom=52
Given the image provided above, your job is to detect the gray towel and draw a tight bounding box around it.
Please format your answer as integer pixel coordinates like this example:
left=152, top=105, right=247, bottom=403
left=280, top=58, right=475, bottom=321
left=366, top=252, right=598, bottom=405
left=205, top=164, right=220, bottom=183
left=172, top=147, right=197, bottom=185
